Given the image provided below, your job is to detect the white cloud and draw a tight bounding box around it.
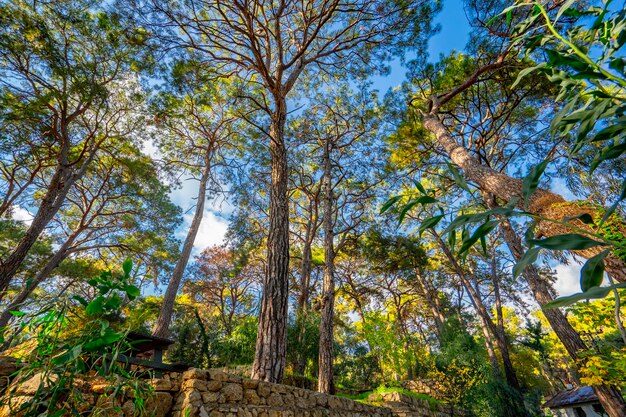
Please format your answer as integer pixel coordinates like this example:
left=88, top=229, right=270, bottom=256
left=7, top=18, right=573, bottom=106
left=553, top=262, right=582, bottom=297
left=191, top=210, right=229, bottom=251
left=175, top=208, right=229, bottom=253
left=11, top=205, right=33, bottom=226
left=169, top=175, right=234, bottom=254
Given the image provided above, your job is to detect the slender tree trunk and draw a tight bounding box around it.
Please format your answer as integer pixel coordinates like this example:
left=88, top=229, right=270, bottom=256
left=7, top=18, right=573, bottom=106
left=318, top=140, right=335, bottom=394
left=252, top=102, right=290, bottom=383
left=490, top=251, right=523, bottom=394
left=296, top=216, right=314, bottom=376
left=498, top=217, right=626, bottom=417
left=0, top=236, right=75, bottom=329
left=607, top=275, right=626, bottom=345
left=0, top=165, right=75, bottom=298
left=430, top=229, right=523, bottom=391
left=472, top=276, right=500, bottom=376
left=413, top=268, right=445, bottom=340
left=152, top=163, right=210, bottom=338
left=422, top=111, right=626, bottom=282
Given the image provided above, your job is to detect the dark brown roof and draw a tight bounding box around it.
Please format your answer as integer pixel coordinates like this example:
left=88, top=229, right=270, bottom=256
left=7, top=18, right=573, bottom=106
left=126, top=331, right=175, bottom=351
left=543, top=386, right=598, bottom=408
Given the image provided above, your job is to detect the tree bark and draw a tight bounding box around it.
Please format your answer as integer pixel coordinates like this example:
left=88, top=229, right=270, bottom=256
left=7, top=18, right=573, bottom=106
left=492, top=262, right=524, bottom=397
left=422, top=111, right=626, bottom=283
left=318, top=139, right=336, bottom=394
left=429, top=230, right=524, bottom=399
left=0, top=234, right=76, bottom=329
left=413, top=268, right=445, bottom=341
left=498, top=217, right=626, bottom=417
left=152, top=163, right=210, bottom=338
left=295, top=212, right=314, bottom=376
left=252, top=101, right=290, bottom=383
left=0, top=165, right=75, bottom=298
left=473, top=277, right=500, bottom=376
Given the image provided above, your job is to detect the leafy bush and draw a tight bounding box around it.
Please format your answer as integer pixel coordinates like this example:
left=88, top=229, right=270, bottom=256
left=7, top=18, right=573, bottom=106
left=1, top=259, right=152, bottom=417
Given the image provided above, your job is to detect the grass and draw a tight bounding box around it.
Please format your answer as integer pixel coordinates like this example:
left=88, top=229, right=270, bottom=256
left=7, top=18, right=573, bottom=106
left=336, top=385, right=442, bottom=409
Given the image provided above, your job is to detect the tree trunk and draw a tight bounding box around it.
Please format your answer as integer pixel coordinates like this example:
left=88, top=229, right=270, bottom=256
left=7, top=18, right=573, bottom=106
left=0, top=234, right=76, bottom=329
left=422, top=111, right=626, bottom=283
left=470, top=275, right=500, bottom=376
left=152, top=163, right=210, bottom=338
left=498, top=217, right=626, bottom=417
left=430, top=230, right=522, bottom=390
left=0, top=165, right=75, bottom=298
left=318, top=140, right=335, bottom=394
left=252, top=102, right=290, bottom=383
left=295, top=214, right=314, bottom=376
left=413, top=268, right=445, bottom=340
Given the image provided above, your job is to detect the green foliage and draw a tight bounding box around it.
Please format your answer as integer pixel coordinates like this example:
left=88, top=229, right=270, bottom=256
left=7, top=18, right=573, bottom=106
left=165, top=304, right=258, bottom=370
left=286, top=310, right=320, bottom=382
left=338, top=385, right=442, bottom=408
left=2, top=260, right=151, bottom=417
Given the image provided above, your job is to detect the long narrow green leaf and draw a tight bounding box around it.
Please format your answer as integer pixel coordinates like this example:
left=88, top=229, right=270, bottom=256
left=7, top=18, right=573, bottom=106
left=528, top=233, right=605, bottom=250
left=380, top=195, right=403, bottom=214
left=513, top=247, right=541, bottom=278
left=522, top=159, right=550, bottom=208
left=543, top=282, right=626, bottom=309
left=580, top=250, right=610, bottom=291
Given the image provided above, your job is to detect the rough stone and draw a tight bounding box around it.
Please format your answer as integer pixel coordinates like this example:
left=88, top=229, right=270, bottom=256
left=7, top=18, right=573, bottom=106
left=184, top=378, right=208, bottom=392
left=150, top=378, right=173, bottom=391
left=184, top=368, right=209, bottom=381
left=145, top=391, right=173, bottom=417
left=208, top=369, right=228, bottom=382
left=15, top=372, right=58, bottom=395
left=266, top=393, right=283, bottom=407
left=206, top=380, right=223, bottom=392
left=0, top=367, right=464, bottom=417
left=222, top=383, right=244, bottom=402
left=242, top=379, right=258, bottom=389
left=244, top=388, right=260, bottom=404
left=257, top=382, right=271, bottom=398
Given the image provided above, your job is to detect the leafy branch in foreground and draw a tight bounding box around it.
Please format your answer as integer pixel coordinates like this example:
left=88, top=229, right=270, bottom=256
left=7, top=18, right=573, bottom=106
left=1, top=259, right=152, bottom=417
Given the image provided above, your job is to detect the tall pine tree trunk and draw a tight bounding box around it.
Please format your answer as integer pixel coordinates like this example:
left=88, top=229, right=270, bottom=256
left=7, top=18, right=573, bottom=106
left=0, top=235, right=75, bottom=330
left=252, top=102, right=290, bottom=383
left=413, top=268, right=445, bottom=341
left=422, top=112, right=626, bottom=282
left=430, top=229, right=525, bottom=409
left=498, top=217, right=626, bottom=417
left=318, top=140, right=335, bottom=394
left=152, top=163, right=210, bottom=338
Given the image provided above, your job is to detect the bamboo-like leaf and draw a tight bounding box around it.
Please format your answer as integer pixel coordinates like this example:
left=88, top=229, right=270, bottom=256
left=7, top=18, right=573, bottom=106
left=562, top=213, right=595, bottom=225
left=380, top=195, right=403, bottom=214
left=459, top=221, right=499, bottom=255
left=122, top=258, right=133, bottom=276
left=580, top=250, right=609, bottom=291
left=522, top=159, right=550, bottom=208
left=446, top=162, right=471, bottom=192
left=543, top=282, right=626, bottom=309
left=513, top=247, right=541, bottom=278
left=529, top=233, right=605, bottom=250
left=418, top=214, right=444, bottom=237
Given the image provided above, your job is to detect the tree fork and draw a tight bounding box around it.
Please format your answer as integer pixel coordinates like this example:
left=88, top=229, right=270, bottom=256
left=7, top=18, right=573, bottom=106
left=422, top=111, right=626, bottom=282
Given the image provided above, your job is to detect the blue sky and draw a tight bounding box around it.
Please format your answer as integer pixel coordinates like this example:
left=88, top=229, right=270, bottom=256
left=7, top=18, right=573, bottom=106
left=170, top=0, right=474, bottom=259
left=369, top=0, right=471, bottom=93
left=156, top=0, right=583, bottom=297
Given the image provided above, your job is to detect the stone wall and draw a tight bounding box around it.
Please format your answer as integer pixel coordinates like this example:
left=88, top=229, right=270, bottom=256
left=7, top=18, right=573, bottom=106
left=172, top=368, right=391, bottom=417
left=369, top=392, right=465, bottom=417
left=402, top=380, right=446, bottom=401
left=0, top=356, right=463, bottom=417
